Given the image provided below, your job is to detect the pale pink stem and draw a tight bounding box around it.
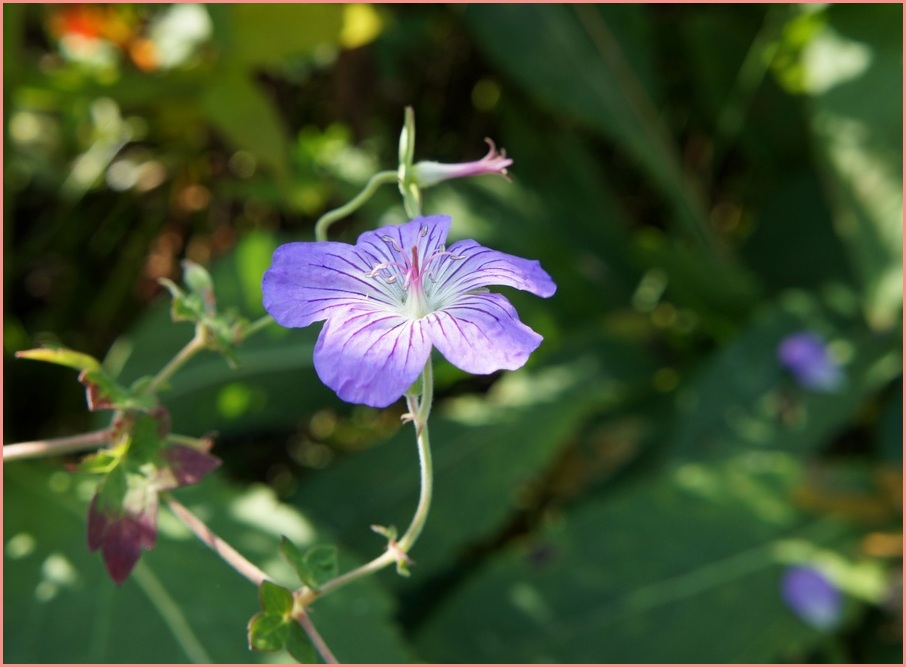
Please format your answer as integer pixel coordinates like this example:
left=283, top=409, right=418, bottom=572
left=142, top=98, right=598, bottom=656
left=3, top=428, right=111, bottom=461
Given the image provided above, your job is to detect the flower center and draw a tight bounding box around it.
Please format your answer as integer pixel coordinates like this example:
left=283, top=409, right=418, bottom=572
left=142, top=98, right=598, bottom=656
left=365, top=226, right=466, bottom=320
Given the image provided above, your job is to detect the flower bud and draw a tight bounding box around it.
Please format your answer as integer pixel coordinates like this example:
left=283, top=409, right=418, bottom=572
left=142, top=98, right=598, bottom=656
left=413, top=138, right=512, bottom=188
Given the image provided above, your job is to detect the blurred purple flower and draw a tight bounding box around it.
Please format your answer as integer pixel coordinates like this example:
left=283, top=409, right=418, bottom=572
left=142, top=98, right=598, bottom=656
left=262, top=215, right=556, bottom=407
left=781, top=565, right=843, bottom=630
left=413, top=138, right=512, bottom=187
left=777, top=331, right=842, bottom=391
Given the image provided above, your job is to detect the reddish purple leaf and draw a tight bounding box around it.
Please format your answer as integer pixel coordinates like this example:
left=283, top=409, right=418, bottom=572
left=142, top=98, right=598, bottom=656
left=157, top=445, right=221, bottom=490
left=87, top=479, right=159, bottom=584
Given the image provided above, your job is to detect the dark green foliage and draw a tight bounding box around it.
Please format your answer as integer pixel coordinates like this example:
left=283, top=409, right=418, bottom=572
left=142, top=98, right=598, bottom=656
left=5, top=3, right=901, bottom=664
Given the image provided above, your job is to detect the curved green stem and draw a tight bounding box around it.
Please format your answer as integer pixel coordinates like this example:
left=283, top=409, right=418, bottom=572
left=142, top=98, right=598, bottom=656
left=314, top=170, right=398, bottom=242
left=298, top=358, right=435, bottom=604
left=397, top=358, right=433, bottom=552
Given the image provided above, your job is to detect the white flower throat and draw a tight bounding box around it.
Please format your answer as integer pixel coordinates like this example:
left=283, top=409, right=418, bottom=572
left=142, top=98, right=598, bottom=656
left=366, top=226, right=464, bottom=320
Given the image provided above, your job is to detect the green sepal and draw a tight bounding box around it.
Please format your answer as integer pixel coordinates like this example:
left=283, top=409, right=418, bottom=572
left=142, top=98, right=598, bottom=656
left=395, top=559, right=412, bottom=578
left=286, top=620, right=316, bottom=663
left=247, top=612, right=290, bottom=652
left=76, top=449, right=122, bottom=475
left=280, top=537, right=338, bottom=589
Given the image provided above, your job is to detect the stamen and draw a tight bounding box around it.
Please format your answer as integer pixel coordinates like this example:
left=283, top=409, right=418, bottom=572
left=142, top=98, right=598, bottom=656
left=420, top=225, right=428, bottom=237
left=382, top=235, right=402, bottom=252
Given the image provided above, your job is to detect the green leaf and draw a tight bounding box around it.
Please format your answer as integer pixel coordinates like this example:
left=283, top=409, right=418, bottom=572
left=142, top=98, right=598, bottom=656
left=4, top=463, right=417, bottom=663
left=280, top=538, right=338, bottom=590
left=293, top=341, right=659, bottom=586
left=413, top=454, right=863, bottom=662
left=465, top=4, right=712, bottom=246
left=226, top=4, right=345, bottom=68
left=248, top=612, right=289, bottom=652
left=791, top=4, right=903, bottom=331
left=302, top=545, right=339, bottom=589
left=285, top=621, right=316, bottom=664
left=16, top=347, right=102, bottom=372
left=258, top=580, right=293, bottom=617
left=201, top=69, right=292, bottom=185
left=668, top=293, right=901, bottom=463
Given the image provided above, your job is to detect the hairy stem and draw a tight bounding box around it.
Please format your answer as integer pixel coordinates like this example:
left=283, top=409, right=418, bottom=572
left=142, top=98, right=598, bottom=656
left=3, top=428, right=111, bottom=461
left=163, top=493, right=269, bottom=586
left=293, top=611, right=339, bottom=664
left=144, top=329, right=208, bottom=396
left=314, top=170, right=398, bottom=242
left=164, top=494, right=338, bottom=663
left=240, top=315, right=274, bottom=340
left=298, top=358, right=435, bottom=605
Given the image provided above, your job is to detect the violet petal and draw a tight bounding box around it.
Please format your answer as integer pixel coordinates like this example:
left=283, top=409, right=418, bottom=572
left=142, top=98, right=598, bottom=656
left=313, top=305, right=432, bottom=408
left=425, top=293, right=543, bottom=375
left=262, top=241, right=397, bottom=328
left=781, top=565, right=843, bottom=630
left=432, top=239, right=557, bottom=302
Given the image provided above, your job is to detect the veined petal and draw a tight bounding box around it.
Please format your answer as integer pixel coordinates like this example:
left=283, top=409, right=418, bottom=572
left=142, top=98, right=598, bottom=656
left=313, top=305, right=431, bottom=408
left=356, top=215, right=451, bottom=272
left=262, top=241, right=398, bottom=328
left=425, top=293, right=543, bottom=375
left=429, top=239, right=556, bottom=308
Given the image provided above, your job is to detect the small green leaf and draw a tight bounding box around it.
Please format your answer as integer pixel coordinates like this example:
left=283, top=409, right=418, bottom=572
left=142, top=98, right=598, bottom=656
left=279, top=535, right=306, bottom=575
left=280, top=538, right=338, bottom=589
left=286, top=620, right=316, bottom=664
left=247, top=612, right=290, bottom=652
left=16, top=347, right=102, bottom=372
left=182, top=260, right=215, bottom=303
left=258, top=580, right=293, bottom=616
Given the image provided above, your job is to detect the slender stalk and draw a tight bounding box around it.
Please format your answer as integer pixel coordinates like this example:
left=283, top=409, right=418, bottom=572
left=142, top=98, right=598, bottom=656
left=163, top=493, right=269, bottom=586
left=397, top=359, right=433, bottom=552
left=293, top=612, right=339, bottom=664
left=3, top=428, right=111, bottom=461
left=314, top=170, right=398, bottom=242
left=165, top=494, right=339, bottom=663
left=240, top=315, right=274, bottom=340
left=298, top=358, right=435, bottom=604
left=144, top=329, right=208, bottom=396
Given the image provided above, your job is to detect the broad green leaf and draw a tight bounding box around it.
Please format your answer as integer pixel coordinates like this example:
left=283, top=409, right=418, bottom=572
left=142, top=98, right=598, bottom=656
left=465, top=4, right=712, bottom=247
left=248, top=612, right=289, bottom=652
left=414, top=454, right=865, bottom=662
left=668, top=293, right=902, bottom=463
left=792, top=4, right=903, bottom=331
left=292, top=339, right=659, bottom=586
left=4, top=463, right=417, bottom=663
left=201, top=69, right=292, bottom=184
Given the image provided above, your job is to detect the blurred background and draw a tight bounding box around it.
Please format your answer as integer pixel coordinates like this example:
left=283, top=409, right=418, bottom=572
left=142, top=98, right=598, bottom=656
left=4, top=3, right=902, bottom=663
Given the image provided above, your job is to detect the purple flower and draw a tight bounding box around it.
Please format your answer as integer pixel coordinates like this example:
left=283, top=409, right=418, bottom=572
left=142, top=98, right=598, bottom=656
left=781, top=565, right=843, bottom=630
left=262, top=215, right=556, bottom=407
left=777, top=332, right=843, bottom=391
left=413, top=139, right=513, bottom=188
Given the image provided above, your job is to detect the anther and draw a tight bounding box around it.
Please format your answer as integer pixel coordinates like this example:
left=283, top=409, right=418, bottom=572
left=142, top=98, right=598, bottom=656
left=382, top=235, right=402, bottom=252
